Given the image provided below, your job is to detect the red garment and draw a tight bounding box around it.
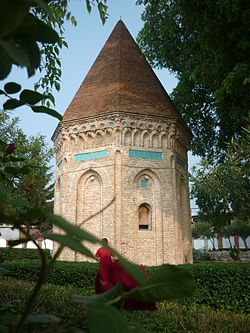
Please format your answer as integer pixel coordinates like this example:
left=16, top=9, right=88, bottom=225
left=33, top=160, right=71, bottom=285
left=95, top=259, right=156, bottom=311
left=95, top=247, right=113, bottom=290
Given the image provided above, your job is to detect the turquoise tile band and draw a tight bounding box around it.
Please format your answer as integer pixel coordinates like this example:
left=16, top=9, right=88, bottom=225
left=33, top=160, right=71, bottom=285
left=75, top=149, right=108, bottom=162
left=129, top=149, right=162, bottom=160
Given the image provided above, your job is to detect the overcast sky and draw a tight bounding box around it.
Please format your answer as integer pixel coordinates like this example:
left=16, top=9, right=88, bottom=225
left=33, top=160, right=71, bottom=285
left=1, top=0, right=200, bottom=211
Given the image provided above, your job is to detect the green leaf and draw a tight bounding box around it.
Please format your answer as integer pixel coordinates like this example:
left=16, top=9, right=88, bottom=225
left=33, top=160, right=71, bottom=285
left=86, top=0, right=92, bottom=13
left=32, top=0, right=55, bottom=21
left=23, top=15, right=59, bottom=44
left=0, top=40, right=30, bottom=67
left=43, top=213, right=99, bottom=243
left=126, top=264, right=196, bottom=302
left=20, top=89, right=47, bottom=104
left=87, top=304, right=131, bottom=333
left=27, top=314, right=61, bottom=324
left=3, top=99, right=25, bottom=110
left=0, top=47, right=12, bottom=79
left=26, top=39, right=41, bottom=76
left=47, top=93, right=55, bottom=105
left=45, top=233, right=95, bottom=259
left=31, top=105, right=62, bottom=120
left=0, top=0, right=28, bottom=38
left=62, top=40, right=68, bottom=48
left=55, top=81, right=60, bottom=91
left=4, top=82, right=21, bottom=94
left=72, top=284, right=123, bottom=306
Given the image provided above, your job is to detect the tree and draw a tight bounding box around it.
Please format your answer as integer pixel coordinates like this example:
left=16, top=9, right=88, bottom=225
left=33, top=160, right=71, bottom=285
left=192, top=221, right=216, bottom=250
left=136, top=0, right=250, bottom=158
left=0, top=0, right=108, bottom=114
left=190, top=126, right=250, bottom=222
left=231, top=219, right=250, bottom=249
left=0, top=111, right=54, bottom=230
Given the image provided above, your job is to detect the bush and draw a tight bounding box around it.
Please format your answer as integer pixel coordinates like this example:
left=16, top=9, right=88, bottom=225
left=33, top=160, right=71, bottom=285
left=147, top=263, right=250, bottom=313
left=0, top=277, right=249, bottom=333
left=193, top=249, right=211, bottom=262
left=0, top=248, right=51, bottom=261
left=0, top=277, right=88, bottom=330
left=2, top=261, right=250, bottom=313
left=2, top=260, right=98, bottom=289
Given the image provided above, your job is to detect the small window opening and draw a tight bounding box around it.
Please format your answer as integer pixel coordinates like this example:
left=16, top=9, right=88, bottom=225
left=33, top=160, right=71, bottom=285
left=138, top=203, right=151, bottom=230
left=139, top=224, right=149, bottom=230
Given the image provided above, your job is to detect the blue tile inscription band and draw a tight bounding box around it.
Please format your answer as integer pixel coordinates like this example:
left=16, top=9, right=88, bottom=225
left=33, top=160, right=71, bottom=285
left=129, top=149, right=162, bottom=160
left=75, top=149, right=108, bottom=162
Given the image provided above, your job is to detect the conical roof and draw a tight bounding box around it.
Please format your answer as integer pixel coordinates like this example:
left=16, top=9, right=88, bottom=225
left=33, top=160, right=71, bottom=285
left=62, top=20, right=180, bottom=122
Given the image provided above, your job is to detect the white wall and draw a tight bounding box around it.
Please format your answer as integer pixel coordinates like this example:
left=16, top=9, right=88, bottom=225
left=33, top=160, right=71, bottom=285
left=193, top=236, right=250, bottom=250
left=0, top=226, right=53, bottom=250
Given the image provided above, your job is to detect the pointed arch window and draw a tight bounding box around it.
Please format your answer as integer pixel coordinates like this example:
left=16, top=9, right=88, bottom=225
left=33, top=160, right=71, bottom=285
left=138, top=203, right=152, bottom=230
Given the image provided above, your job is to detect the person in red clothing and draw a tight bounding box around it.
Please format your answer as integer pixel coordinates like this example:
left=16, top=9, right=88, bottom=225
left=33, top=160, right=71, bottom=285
left=95, top=238, right=114, bottom=292
left=95, top=241, right=156, bottom=311
left=109, top=260, right=156, bottom=310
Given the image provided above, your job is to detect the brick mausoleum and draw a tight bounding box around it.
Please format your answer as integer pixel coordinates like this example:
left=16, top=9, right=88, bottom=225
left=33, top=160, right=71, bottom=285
left=52, top=20, right=193, bottom=265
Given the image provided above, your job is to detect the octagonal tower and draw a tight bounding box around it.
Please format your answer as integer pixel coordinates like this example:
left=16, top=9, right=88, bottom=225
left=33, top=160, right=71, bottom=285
left=52, top=20, right=193, bottom=265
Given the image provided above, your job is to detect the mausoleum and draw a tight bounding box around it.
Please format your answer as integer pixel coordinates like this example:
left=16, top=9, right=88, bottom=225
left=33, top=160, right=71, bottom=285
left=52, top=20, right=193, bottom=265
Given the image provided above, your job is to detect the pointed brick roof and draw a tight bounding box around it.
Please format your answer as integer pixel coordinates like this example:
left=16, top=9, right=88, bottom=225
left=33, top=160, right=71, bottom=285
left=62, top=20, right=180, bottom=122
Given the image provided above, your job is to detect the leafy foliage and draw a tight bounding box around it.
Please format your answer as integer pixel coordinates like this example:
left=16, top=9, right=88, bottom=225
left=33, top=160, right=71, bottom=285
left=0, top=111, right=54, bottom=230
left=2, top=260, right=249, bottom=313
left=192, top=221, right=217, bottom=250
left=137, top=0, right=250, bottom=158
left=0, top=0, right=108, bottom=114
left=190, top=125, right=250, bottom=224
left=0, top=248, right=51, bottom=261
left=1, top=277, right=249, bottom=333
left=231, top=219, right=250, bottom=249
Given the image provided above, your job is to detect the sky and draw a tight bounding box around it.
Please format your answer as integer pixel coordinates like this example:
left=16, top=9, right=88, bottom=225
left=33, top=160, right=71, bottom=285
left=1, top=0, right=200, bottom=212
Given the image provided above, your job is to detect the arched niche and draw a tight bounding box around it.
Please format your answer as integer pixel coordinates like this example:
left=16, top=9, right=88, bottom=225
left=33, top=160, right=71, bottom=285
left=133, top=130, right=141, bottom=147
left=152, top=133, right=159, bottom=148
left=142, top=131, right=150, bottom=148
left=76, top=170, right=103, bottom=260
left=124, top=128, right=132, bottom=146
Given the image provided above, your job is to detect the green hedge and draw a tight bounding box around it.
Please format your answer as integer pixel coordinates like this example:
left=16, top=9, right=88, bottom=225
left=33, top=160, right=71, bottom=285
left=0, top=247, right=51, bottom=261
left=2, top=260, right=98, bottom=289
left=148, top=263, right=250, bottom=313
left=0, top=277, right=249, bottom=333
left=2, top=261, right=249, bottom=313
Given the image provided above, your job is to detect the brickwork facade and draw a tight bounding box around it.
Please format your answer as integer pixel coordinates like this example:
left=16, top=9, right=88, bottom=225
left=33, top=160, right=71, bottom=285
left=52, top=21, right=193, bottom=265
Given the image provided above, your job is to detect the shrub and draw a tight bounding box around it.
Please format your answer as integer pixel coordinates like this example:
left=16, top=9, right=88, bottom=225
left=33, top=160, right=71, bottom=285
left=148, top=263, right=250, bottom=313
left=193, top=249, right=211, bottom=262
left=0, top=277, right=249, bottom=333
left=2, top=260, right=98, bottom=289
left=2, top=261, right=249, bottom=313
left=0, top=248, right=51, bottom=261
